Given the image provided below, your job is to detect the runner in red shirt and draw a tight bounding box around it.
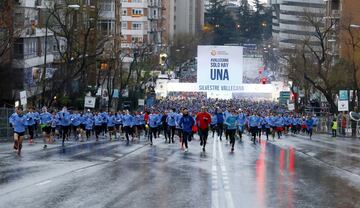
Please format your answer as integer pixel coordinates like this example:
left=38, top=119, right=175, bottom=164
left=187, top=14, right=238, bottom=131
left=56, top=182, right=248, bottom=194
left=196, top=106, right=212, bottom=152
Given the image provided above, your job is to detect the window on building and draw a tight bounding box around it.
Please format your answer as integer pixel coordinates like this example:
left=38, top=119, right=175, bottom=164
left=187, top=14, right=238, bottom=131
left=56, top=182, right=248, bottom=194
left=121, top=22, right=128, bottom=29
left=132, top=0, right=142, bottom=2
left=122, top=8, right=127, bottom=15
left=100, top=0, right=113, bottom=11
left=131, top=36, right=143, bottom=43
left=132, top=22, right=142, bottom=30
left=132, top=9, right=143, bottom=15
left=13, top=40, right=24, bottom=59
left=98, top=20, right=114, bottom=35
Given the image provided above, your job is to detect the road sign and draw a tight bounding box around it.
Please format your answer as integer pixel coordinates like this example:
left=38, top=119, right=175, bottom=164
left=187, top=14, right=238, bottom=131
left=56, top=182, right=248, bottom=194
left=339, top=90, right=348, bottom=101
left=338, top=100, right=349, bottom=112
left=84, top=96, right=96, bottom=108
left=20, top=91, right=27, bottom=105
left=288, top=103, right=295, bottom=111
left=138, top=99, right=145, bottom=106
left=279, top=91, right=291, bottom=104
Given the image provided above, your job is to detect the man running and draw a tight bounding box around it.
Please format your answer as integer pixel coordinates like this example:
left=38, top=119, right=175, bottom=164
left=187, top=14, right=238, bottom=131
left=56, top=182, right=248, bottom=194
left=179, top=108, right=194, bottom=152
left=148, top=109, right=159, bottom=145
left=9, top=106, right=26, bottom=155
left=122, top=110, right=134, bottom=144
left=215, top=108, right=225, bottom=141
left=196, top=106, right=211, bottom=152
left=166, top=108, right=177, bottom=143
left=40, top=107, right=52, bottom=148
left=248, top=113, right=259, bottom=144
left=224, top=109, right=238, bottom=152
left=57, top=107, right=71, bottom=146
left=25, top=107, right=36, bottom=144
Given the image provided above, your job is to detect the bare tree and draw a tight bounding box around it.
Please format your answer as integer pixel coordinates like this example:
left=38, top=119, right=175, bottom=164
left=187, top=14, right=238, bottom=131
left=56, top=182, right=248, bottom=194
left=283, top=10, right=342, bottom=113
left=45, top=0, right=106, bottom=103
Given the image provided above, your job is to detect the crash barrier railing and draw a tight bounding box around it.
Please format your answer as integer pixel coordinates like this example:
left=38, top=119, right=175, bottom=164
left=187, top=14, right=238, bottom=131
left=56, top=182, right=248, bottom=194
left=316, top=115, right=360, bottom=138
left=0, top=107, right=14, bottom=139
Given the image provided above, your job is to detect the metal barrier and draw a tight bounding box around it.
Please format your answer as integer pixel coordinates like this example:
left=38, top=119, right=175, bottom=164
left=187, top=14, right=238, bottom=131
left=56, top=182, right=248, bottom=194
left=316, top=115, right=360, bottom=137
left=0, top=107, right=13, bottom=139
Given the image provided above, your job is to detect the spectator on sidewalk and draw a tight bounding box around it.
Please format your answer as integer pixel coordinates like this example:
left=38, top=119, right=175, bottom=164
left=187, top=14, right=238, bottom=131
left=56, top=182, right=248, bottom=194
left=341, top=115, right=347, bottom=136
left=332, top=118, right=337, bottom=137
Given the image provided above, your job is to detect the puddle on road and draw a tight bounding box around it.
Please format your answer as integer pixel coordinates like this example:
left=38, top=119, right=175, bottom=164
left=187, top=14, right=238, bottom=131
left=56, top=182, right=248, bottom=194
left=250, top=141, right=360, bottom=208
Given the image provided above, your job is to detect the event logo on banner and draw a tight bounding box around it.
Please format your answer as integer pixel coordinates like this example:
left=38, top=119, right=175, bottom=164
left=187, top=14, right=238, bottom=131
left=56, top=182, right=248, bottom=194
left=197, top=45, right=243, bottom=91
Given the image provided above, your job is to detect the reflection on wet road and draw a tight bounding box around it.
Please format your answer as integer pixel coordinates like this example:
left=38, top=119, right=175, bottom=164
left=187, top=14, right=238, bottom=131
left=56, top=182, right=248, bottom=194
left=0, top=134, right=360, bottom=208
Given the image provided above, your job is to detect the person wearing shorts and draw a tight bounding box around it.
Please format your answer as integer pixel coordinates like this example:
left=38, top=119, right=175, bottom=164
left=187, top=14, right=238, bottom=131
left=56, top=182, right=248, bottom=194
left=40, top=107, right=52, bottom=148
left=9, top=106, right=26, bottom=155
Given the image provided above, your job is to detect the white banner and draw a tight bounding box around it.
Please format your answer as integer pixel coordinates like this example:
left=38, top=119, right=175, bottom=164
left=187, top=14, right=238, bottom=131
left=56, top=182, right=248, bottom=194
left=20, top=91, right=27, bottom=105
left=338, top=100, right=349, bottom=112
left=84, top=96, right=96, bottom=108
left=197, top=45, right=243, bottom=91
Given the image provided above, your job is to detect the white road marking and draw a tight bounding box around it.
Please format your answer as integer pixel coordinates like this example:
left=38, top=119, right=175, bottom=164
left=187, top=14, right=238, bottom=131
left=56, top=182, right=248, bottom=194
left=212, top=138, right=220, bottom=208
left=36, top=180, right=52, bottom=186
left=218, top=140, right=235, bottom=208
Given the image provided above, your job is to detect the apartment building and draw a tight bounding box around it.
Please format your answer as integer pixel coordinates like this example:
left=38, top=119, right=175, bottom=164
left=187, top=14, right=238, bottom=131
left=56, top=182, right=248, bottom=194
left=270, top=0, right=325, bottom=50
left=164, top=0, right=204, bottom=41
left=12, top=0, right=55, bottom=97
left=325, top=0, right=360, bottom=79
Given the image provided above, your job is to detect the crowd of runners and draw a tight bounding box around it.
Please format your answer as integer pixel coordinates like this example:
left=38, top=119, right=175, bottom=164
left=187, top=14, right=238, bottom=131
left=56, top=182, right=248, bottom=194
left=8, top=97, right=320, bottom=155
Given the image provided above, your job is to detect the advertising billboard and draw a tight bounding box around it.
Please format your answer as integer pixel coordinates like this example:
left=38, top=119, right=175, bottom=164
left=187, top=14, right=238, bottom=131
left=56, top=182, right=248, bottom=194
left=197, top=45, right=243, bottom=91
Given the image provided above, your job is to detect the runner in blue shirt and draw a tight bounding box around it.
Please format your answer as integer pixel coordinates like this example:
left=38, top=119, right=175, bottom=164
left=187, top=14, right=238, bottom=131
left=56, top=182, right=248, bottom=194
left=25, top=107, right=37, bottom=144
left=224, top=109, right=238, bottom=152
left=237, top=110, right=246, bottom=142
left=179, top=108, right=195, bottom=152
left=94, top=112, right=103, bottom=141
left=275, top=115, right=285, bottom=139
left=57, top=107, right=71, bottom=146
left=257, top=115, right=264, bottom=140
left=148, top=110, right=160, bottom=145
left=85, top=116, right=94, bottom=140
left=40, top=107, right=52, bottom=148
left=264, top=115, right=272, bottom=141
left=107, top=112, right=116, bottom=141
left=215, top=108, right=225, bottom=141
left=248, top=113, right=259, bottom=144
left=210, top=112, right=218, bottom=138
left=305, top=116, right=314, bottom=139
left=70, top=112, right=82, bottom=141
left=166, top=108, right=177, bottom=143
left=9, top=106, right=26, bottom=155
left=122, top=110, right=134, bottom=144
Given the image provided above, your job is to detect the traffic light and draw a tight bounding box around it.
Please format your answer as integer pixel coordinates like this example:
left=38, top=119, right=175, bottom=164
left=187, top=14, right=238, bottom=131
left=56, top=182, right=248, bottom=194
left=159, top=53, right=168, bottom=66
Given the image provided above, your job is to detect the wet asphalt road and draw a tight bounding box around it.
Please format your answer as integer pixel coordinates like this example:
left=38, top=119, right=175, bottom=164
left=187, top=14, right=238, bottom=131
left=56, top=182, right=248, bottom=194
left=1, top=133, right=360, bottom=208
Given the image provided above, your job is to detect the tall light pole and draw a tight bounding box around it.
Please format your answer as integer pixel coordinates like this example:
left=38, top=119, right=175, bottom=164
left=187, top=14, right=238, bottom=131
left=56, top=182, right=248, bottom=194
left=115, top=0, right=121, bottom=90
left=40, top=13, right=51, bottom=107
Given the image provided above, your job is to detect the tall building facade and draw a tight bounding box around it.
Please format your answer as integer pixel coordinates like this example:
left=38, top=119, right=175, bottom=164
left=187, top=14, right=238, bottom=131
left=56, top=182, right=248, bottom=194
left=12, top=0, right=55, bottom=98
left=270, top=0, right=325, bottom=50
left=164, top=0, right=204, bottom=41
left=325, top=0, right=360, bottom=79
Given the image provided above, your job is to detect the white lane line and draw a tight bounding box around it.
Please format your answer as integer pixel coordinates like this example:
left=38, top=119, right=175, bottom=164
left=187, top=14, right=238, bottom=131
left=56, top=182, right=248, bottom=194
left=218, top=140, right=235, bottom=208
left=211, top=138, right=220, bottom=208
left=36, top=180, right=52, bottom=186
